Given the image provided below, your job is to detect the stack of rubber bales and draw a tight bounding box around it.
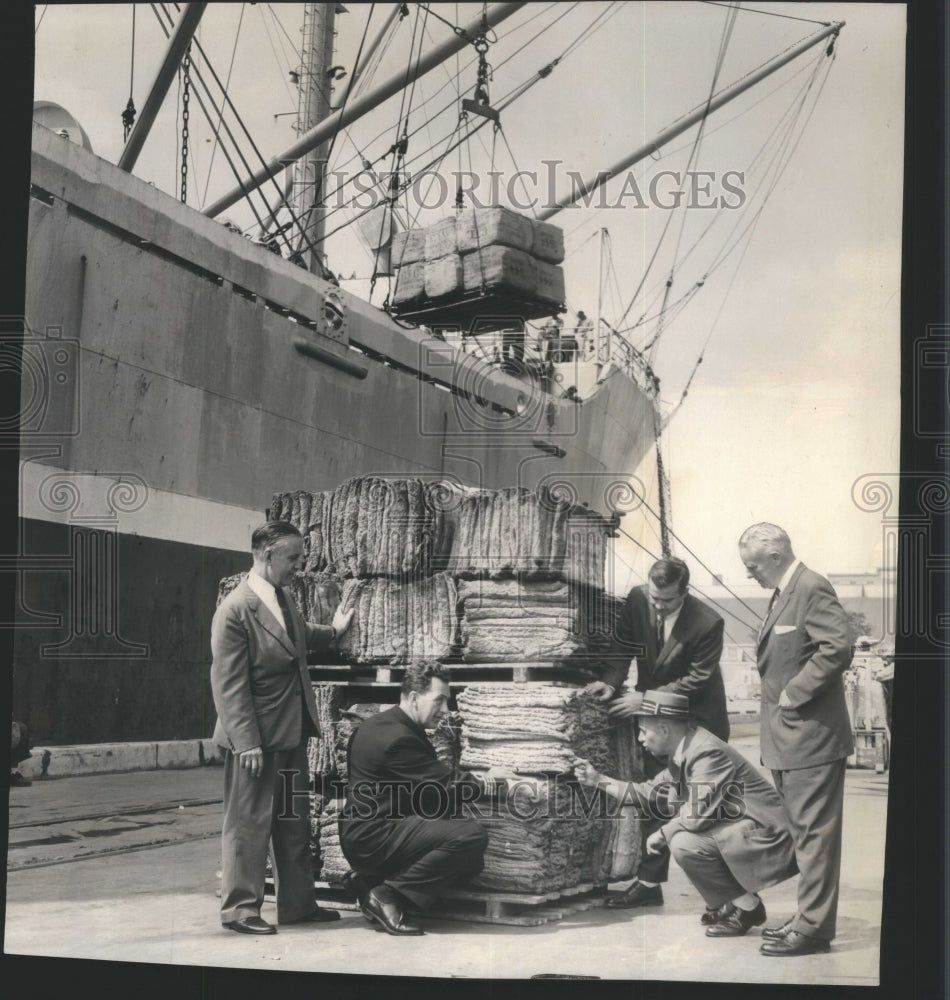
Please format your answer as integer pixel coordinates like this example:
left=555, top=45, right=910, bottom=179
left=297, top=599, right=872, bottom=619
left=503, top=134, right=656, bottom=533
left=446, top=482, right=609, bottom=665
left=390, top=206, right=565, bottom=314
left=307, top=683, right=346, bottom=779
left=456, top=685, right=614, bottom=774
left=429, top=710, right=463, bottom=770
left=332, top=702, right=383, bottom=780
left=266, top=478, right=610, bottom=668
left=453, top=684, right=630, bottom=892
left=270, top=478, right=459, bottom=665
left=465, top=782, right=613, bottom=894
left=335, top=574, right=458, bottom=665
left=444, top=484, right=606, bottom=586
left=270, top=478, right=450, bottom=578
left=458, top=579, right=581, bottom=663
left=315, top=797, right=350, bottom=884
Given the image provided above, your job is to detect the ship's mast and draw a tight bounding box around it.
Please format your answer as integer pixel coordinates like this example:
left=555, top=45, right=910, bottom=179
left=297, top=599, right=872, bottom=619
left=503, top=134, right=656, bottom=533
left=293, top=3, right=338, bottom=274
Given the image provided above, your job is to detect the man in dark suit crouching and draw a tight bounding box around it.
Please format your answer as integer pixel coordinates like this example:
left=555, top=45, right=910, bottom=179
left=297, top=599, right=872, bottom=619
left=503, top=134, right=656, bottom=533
left=340, top=661, right=511, bottom=936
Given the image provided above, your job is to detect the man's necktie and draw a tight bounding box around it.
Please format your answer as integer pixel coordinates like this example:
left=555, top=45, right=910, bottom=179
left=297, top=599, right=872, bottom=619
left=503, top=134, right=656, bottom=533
left=759, top=588, right=780, bottom=639
left=656, top=613, right=666, bottom=648
left=275, top=587, right=297, bottom=646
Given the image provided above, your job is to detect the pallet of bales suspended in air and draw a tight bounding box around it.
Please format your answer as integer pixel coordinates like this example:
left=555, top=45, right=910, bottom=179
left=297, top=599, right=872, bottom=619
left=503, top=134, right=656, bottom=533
left=308, top=661, right=597, bottom=686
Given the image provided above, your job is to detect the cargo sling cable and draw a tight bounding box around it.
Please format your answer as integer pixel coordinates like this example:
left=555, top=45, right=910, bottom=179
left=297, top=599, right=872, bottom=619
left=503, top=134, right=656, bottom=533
left=316, top=2, right=611, bottom=241
left=154, top=1, right=338, bottom=277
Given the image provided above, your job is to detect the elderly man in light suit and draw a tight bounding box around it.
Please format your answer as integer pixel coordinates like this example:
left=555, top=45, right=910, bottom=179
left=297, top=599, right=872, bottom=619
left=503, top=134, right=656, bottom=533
left=211, top=521, right=353, bottom=935
left=738, top=523, right=854, bottom=956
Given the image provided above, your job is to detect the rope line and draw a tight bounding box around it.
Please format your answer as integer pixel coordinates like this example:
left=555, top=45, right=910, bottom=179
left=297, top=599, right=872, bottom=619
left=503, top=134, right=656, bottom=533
left=201, top=2, right=245, bottom=209
left=701, top=0, right=830, bottom=26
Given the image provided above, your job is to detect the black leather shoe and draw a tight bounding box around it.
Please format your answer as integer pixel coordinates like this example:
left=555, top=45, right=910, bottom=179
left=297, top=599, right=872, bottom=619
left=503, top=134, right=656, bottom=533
left=700, top=902, right=735, bottom=925
left=281, top=907, right=341, bottom=925
left=224, top=916, right=277, bottom=935
left=761, top=918, right=794, bottom=940
left=342, top=870, right=372, bottom=908
left=705, top=900, right=766, bottom=937
left=604, top=882, right=664, bottom=909
left=760, top=930, right=831, bottom=956
left=360, top=886, right=425, bottom=936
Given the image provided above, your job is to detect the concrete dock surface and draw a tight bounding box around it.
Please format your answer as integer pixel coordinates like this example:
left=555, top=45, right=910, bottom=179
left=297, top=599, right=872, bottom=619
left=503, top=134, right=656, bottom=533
left=4, top=734, right=887, bottom=987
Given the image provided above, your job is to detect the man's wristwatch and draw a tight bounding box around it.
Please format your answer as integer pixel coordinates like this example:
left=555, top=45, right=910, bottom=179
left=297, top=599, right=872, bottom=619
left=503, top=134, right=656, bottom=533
left=329, top=625, right=337, bottom=641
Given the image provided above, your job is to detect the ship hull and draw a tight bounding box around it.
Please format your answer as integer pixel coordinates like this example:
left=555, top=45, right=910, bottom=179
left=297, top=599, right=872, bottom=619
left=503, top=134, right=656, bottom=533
left=14, top=126, right=656, bottom=743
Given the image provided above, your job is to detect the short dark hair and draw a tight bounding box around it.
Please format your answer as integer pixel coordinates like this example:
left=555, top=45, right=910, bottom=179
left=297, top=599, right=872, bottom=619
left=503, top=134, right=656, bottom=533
left=251, top=520, right=302, bottom=554
left=648, top=557, right=690, bottom=593
left=400, top=660, right=451, bottom=697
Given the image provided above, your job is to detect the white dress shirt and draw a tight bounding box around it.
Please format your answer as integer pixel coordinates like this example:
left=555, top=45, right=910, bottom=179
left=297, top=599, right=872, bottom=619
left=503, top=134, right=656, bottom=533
left=776, top=559, right=801, bottom=596
left=247, top=569, right=291, bottom=638
left=658, top=603, right=683, bottom=645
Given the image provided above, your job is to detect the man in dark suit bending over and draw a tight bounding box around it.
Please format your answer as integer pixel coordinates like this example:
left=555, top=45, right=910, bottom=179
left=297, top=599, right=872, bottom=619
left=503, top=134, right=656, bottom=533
left=341, top=661, right=521, bottom=936
left=587, top=556, right=729, bottom=913
left=738, top=523, right=853, bottom=957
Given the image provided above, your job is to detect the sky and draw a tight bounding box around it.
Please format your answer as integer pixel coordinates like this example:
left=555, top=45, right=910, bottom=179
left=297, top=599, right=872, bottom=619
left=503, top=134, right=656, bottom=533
left=30, top=2, right=906, bottom=588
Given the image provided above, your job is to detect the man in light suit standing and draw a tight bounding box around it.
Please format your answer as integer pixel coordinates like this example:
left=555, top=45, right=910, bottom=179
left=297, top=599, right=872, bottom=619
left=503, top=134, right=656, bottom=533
left=211, top=521, right=353, bottom=935
left=738, top=523, right=854, bottom=956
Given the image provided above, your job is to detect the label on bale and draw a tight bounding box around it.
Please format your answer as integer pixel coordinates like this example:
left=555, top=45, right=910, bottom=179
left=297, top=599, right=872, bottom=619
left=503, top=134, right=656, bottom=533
left=392, top=261, right=425, bottom=304
left=424, top=216, right=458, bottom=260
left=531, top=219, right=566, bottom=264
left=456, top=206, right=534, bottom=255
left=534, top=259, right=566, bottom=305
left=391, top=228, right=426, bottom=266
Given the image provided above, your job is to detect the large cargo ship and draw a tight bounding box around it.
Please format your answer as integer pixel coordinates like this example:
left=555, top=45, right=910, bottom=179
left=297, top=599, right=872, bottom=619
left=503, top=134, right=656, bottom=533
left=14, top=4, right=842, bottom=743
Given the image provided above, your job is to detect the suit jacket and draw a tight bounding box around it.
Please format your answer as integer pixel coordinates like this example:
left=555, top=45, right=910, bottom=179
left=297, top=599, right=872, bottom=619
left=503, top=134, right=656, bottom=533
left=627, top=726, right=798, bottom=891
left=210, top=578, right=335, bottom=754
left=757, top=563, right=854, bottom=770
left=601, top=587, right=729, bottom=740
left=340, top=706, right=483, bottom=855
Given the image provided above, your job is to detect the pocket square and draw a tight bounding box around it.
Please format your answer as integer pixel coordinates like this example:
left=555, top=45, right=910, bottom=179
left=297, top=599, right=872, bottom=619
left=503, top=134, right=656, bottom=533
left=774, top=625, right=797, bottom=634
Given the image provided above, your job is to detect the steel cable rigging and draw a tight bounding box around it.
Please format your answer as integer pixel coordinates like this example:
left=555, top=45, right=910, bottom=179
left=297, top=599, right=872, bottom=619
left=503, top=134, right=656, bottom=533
left=314, top=3, right=620, bottom=257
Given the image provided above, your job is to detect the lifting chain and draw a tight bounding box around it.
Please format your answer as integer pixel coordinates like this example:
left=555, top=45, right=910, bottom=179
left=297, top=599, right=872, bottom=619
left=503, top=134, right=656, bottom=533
left=123, top=4, right=137, bottom=142
left=180, top=45, right=191, bottom=204
left=122, top=98, right=136, bottom=142
left=472, top=36, right=492, bottom=110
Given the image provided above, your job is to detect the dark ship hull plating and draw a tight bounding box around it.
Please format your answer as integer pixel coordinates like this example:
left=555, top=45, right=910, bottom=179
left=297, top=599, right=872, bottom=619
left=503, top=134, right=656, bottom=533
left=14, top=125, right=656, bottom=743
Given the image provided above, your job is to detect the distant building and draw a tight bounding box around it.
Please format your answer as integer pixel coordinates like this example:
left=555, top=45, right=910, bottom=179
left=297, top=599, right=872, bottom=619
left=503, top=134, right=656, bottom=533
left=721, top=643, right=760, bottom=709
left=827, top=566, right=896, bottom=592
